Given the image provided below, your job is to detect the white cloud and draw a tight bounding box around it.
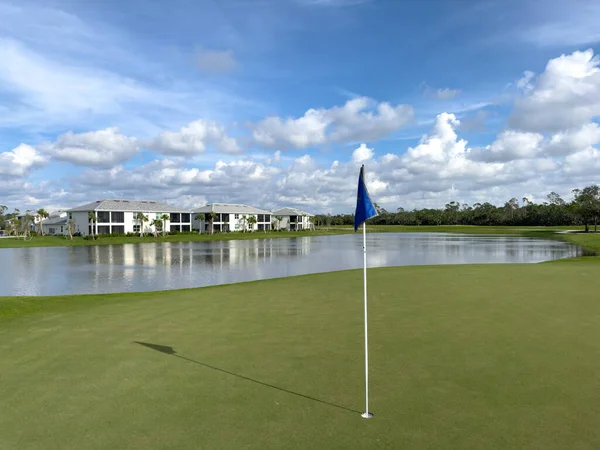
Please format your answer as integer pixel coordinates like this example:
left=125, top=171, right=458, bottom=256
left=545, top=122, right=600, bottom=156
left=145, top=120, right=241, bottom=156
left=509, top=49, right=600, bottom=132
left=0, top=35, right=256, bottom=137
left=40, top=127, right=138, bottom=167
left=352, top=143, right=374, bottom=163
left=469, top=130, right=544, bottom=162
left=0, top=144, right=47, bottom=177
left=196, top=48, right=237, bottom=74
left=564, top=148, right=600, bottom=175
left=434, top=88, right=460, bottom=100
left=252, top=97, right=413, bottom=149
left=8, top=47, right=600, bottom=214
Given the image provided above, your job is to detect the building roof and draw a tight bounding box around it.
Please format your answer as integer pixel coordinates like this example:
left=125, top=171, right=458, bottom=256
left=67, top=200, right=191, bottom=213
left=271, top=207, right=314, bottom=217
left=41, top=216, right=68, bottom=226
left=193, top=203, right=272, bottom=215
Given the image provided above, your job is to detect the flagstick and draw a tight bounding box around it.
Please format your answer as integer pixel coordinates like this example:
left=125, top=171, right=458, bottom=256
left=361, top=222, right=373, bottom=419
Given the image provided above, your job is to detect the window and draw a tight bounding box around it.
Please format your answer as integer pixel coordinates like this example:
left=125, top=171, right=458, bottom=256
left=49, top=227, right=55, bottom=234
left=235, top=214, right=239, bottom=219
left=170, top=213, right=181, bottom=223
left=182, top=225, right=191, bottom=232
left=234, top=223, right=239, bottom=230
left=111, top=211, right=124, bottom=223
left=97, top=226, right=110, bottom=235
left=258, top=224, right=264, bottom=231
left=221, top=214, right=229, bottom=222
left=68, top=213, right=72, bottom=220
left=170, top=224, right=181, bottom=232
left=97, top=211, right=110, bottom=223
left=111, top=225, right=125, bottom=234
left=181, top=213, right=190, bottom=223
left=133, top=224, right=141, bottom=233
left=258, top=214, right=264, bottom=222
left=264, top=214, right=270, bottom=223
left=214, top=224, right=221, bottom=232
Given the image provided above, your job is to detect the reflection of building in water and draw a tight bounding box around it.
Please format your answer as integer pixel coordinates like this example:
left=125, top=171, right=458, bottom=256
left=201, top=238, right=312, bottom=268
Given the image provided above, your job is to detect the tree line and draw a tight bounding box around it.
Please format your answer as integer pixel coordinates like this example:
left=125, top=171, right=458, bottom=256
left=2, top=185, right=600, bottom=236
left=314, top=185, right=600, bottom=232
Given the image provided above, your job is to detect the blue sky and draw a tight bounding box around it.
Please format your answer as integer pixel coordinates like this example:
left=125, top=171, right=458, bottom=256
left=1, top=0, right=600, bottom=212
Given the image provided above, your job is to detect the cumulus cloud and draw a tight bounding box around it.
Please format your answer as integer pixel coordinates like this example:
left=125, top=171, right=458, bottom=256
left=196, top=48, right=237, bottom=74
left=0, top=144, right=47, bottom=176
left=545, top=122, right=600, bottom=156
left=144, top=120, right=241, bottom=156
left=8, top=49, right=600, bottom=214
left=352, top=143, right=374, bottom=162
left=509, top=49, right=600, bottom=132
left=252, top=97, right=413, bottom=149
left=469, top=130, right=544, bottom=162
left=40, top=127, right=138, bottom=167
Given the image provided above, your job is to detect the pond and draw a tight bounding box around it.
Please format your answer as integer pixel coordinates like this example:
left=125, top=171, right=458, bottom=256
left=0, top=233, right=582, bottom=296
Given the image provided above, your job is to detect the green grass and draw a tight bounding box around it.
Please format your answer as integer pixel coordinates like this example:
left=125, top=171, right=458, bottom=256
left=2, top=263, right=600, bottom=449
left=331, top=224, right=586, bottom=234
left=0, top=228, right=353, bottom=248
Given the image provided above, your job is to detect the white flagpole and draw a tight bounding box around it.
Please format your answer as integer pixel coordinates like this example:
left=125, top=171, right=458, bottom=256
left=361, top=221, right=373, bottom=419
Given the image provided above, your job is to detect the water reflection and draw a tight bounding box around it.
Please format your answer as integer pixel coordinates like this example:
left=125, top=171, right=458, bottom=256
left=0, top=233, right=582, bottom=296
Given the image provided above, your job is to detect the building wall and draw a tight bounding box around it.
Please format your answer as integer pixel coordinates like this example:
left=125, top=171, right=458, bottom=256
left=275, top=214, right=312, bottom=230
left=70, top=211, right=89, bottom=235
left=42, top=224, right=67, bottom=235
left=70, top=210, right=191, bottom=236
left=193, top=213, right=272, bottom=232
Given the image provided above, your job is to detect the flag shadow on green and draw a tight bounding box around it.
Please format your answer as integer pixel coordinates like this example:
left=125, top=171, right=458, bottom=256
left=134, top=341, right=360, bottom=414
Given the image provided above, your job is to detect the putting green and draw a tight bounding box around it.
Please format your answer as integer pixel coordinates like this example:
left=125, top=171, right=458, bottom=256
left=2, top=262, right=600, bottom=449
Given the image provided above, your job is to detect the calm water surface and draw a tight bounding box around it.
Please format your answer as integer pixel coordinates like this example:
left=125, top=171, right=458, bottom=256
left=0, top=233, right=582, bottom=296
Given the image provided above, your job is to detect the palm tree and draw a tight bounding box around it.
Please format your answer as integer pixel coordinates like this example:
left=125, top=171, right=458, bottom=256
left=239, top=215, right=247, bottom=233
left=208, top=212, right=217, bottom=234
left=309, top=215, right=316, bottom=231
left=160, top=214, right=169, bottom=237
left=150, top=218, right=162, bottom=238
left=66, top=220, right=75, bottom=240
left=135, top=212, right=148, bottom=237
left=22, top=212, right=34, bottom=239
left=247, top=215, right=257, bottom=232
left=36, top=208, right=49, bottom=236
left=276, top=216, right=283, bottom=231
left=195, top=214, right=205, bottom=234
left=88, top=212, right=97, bottom=240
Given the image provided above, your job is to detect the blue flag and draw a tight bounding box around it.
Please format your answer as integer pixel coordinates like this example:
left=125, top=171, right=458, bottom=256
left=354, top=165, right=377, bottom=231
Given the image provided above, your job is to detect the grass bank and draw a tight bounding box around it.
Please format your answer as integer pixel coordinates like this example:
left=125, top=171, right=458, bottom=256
left=2, top=263, right=600, bottom=449
left=0, top=228, right=353, bottom=249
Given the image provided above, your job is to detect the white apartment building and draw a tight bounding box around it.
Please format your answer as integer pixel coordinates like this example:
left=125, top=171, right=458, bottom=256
left=193, top=204, right=273, bottom=232
left=67, top=199, right=192, bottom=236
left=271, top=207, right=314, bottom=231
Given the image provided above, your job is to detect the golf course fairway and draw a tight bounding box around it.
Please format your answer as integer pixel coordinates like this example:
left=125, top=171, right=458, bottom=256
left=2, top=261, right=600, bottom=449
